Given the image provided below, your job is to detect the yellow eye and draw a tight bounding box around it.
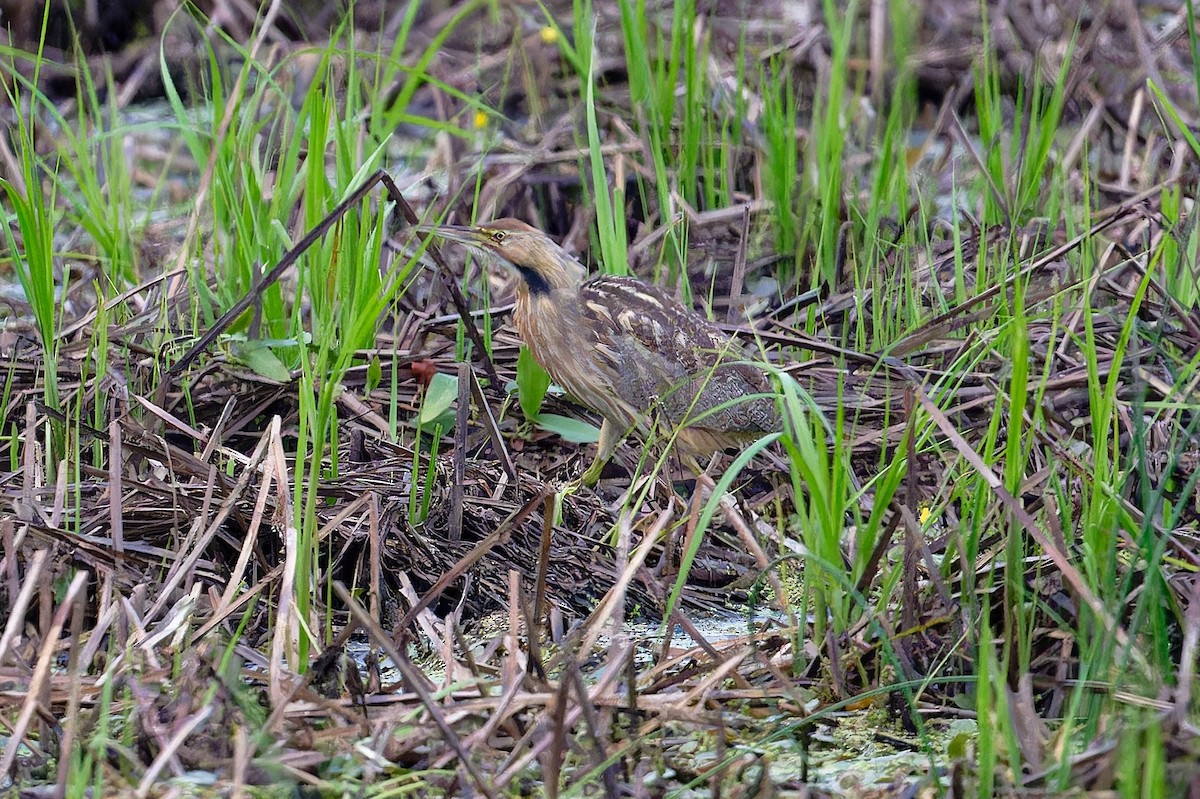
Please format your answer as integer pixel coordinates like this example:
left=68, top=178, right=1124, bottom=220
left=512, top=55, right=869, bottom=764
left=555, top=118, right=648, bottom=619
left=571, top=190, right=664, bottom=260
left=490, top=230, right=507, bottom=243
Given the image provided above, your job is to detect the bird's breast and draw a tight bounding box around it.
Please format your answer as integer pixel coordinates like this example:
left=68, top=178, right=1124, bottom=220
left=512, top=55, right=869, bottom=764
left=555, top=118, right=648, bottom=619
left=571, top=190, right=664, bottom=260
left=513, top=291, right=639, bottom=426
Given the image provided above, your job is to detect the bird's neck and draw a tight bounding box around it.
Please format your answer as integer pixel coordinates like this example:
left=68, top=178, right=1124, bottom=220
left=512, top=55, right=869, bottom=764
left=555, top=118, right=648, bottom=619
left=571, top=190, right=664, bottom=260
left=514, top=265, right=553, bottom=295
left=509, top=252, right=585, bottom=358
left=509, top=255, right=584, bottom=313
left=513, top=282, right=579, bottom=364
left=513, top=254, right=586, bottom=295
left=513, top=281, right=574, bottom=321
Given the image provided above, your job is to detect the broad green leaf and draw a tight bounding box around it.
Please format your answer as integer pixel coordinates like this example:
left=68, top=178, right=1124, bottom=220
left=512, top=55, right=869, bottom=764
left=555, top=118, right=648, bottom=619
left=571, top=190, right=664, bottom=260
left=236, top=341, right=293, bottom=382
left=516, top=346, right=551, bottom=419
left=419, top=371, right=458, bottom=426
left=366, top=356, right=382, bottom=394
left=533, top=413, right=600, bottom=443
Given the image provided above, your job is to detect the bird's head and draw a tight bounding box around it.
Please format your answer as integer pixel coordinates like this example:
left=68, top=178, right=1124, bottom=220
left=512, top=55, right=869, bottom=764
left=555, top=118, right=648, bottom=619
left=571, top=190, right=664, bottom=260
left=417, top=218, right=585, bottom=295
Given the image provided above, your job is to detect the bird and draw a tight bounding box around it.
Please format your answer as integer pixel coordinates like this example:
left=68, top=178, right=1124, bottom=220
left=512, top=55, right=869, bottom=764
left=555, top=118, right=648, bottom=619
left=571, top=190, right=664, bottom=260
left=418, top=217, right=781, bottom=485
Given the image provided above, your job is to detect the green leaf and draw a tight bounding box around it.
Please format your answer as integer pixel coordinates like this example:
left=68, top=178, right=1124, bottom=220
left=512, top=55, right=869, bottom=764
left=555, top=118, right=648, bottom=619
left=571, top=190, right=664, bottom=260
left=516, top=346, right=551, bottom=419
left=236, top=341, right=293, bottom=382
left=366, top=356, right=382, bottom=394
left=533, top=413, right=599, bottom=443
left=419, top=371, right=458, bottom=426
left=947, top=732, right=970, bottom=760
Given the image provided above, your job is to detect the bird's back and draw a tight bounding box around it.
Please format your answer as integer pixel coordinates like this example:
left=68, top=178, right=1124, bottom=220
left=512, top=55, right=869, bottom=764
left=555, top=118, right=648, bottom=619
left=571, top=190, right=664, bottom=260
left=529, top=275, right=780, bottom=454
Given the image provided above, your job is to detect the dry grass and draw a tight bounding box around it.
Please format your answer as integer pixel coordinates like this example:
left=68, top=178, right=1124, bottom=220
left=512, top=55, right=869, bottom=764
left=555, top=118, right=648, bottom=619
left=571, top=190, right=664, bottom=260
left=2, top=0, right=1199, bottom=796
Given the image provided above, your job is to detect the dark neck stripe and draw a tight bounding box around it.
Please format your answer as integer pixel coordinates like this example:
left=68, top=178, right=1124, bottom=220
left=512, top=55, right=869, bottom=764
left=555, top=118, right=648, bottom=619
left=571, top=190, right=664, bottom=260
left=516, top=265, right=552, bottom=295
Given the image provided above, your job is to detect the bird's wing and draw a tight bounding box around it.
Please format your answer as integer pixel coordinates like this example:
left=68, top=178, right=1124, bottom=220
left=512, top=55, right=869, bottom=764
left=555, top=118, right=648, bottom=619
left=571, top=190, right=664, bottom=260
left=579, top=276, right=769, bottom=382
left=571, top=273, right=777, bottom=441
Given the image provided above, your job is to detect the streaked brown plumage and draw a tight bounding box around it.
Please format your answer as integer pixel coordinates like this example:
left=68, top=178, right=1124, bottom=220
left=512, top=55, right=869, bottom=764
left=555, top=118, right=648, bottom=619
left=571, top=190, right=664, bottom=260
left=420, top=218, right=781, bottom=483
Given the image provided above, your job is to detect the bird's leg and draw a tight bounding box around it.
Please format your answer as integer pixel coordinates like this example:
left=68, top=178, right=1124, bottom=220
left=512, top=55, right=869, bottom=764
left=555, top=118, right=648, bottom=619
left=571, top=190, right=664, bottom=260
left=582, top=418, right=622, bottom=486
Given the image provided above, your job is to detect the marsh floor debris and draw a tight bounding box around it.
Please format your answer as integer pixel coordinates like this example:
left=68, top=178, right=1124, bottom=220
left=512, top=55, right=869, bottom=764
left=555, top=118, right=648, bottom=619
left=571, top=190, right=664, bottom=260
left=2, top=0, right=1199, bottom=796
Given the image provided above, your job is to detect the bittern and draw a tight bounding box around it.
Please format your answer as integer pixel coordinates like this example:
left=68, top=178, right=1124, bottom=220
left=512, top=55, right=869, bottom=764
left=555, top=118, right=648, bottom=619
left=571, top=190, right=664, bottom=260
left=421, top=218, right=781, bottom=484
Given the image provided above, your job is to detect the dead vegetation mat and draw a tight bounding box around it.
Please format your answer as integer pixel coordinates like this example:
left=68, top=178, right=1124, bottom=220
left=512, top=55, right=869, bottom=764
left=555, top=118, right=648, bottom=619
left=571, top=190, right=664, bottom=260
left=2, top=0, right=1200, bottom=796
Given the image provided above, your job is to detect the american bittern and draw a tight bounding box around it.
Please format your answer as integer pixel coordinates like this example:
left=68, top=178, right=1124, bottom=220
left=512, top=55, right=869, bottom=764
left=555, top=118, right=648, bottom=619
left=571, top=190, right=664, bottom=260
left=421, top=218, right=781, bottom=484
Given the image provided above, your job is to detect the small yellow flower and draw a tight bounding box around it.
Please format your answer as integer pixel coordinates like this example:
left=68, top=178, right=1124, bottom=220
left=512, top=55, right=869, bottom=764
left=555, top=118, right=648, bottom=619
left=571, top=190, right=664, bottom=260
left=539, top=25, right=558, bottom=44
left=918, top=505, right=932, bottom=525
left=473, top=110, right=488, bottom=130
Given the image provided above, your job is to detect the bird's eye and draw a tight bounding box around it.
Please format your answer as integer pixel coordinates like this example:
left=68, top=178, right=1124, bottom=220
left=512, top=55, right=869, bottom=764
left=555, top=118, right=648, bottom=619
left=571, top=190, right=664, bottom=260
left=490, top=230, right=507, bottom=244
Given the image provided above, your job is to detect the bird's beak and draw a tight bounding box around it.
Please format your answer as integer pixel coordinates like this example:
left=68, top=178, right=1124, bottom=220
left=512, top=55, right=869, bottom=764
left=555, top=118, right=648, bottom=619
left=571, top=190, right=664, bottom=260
left=413, top=224, right=491, bottom=250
